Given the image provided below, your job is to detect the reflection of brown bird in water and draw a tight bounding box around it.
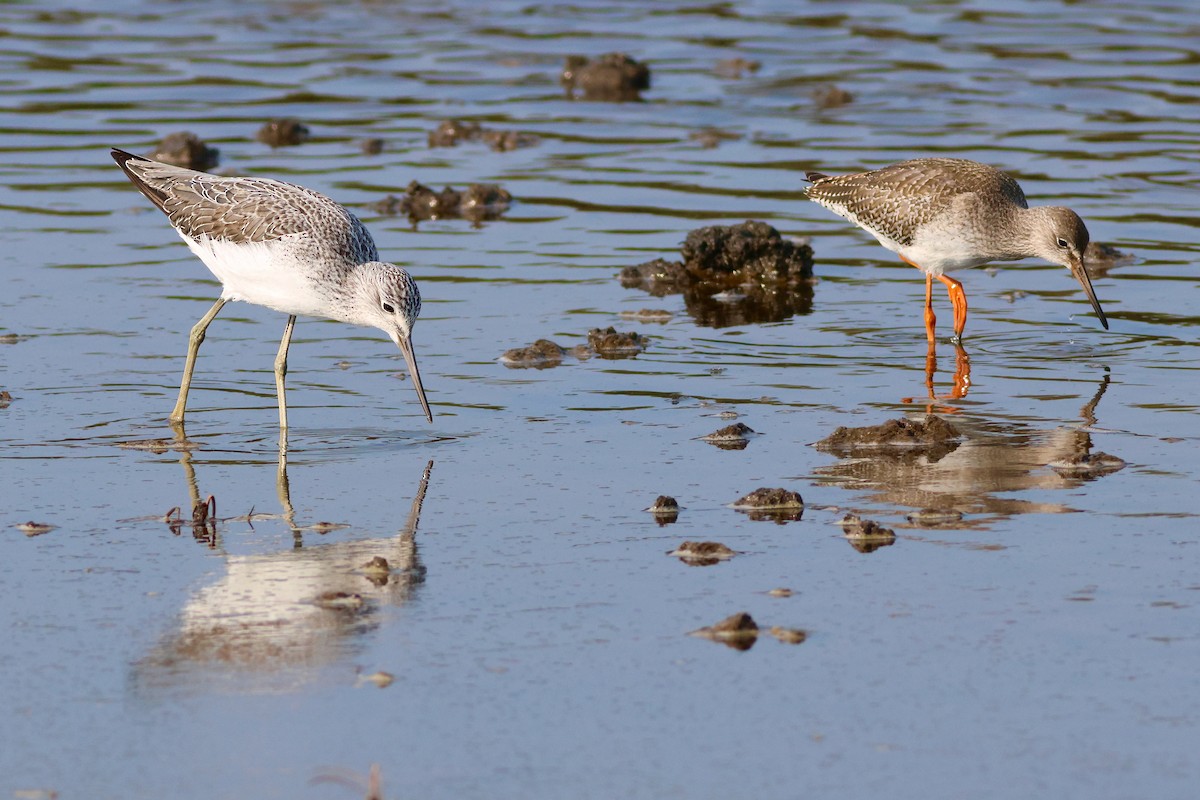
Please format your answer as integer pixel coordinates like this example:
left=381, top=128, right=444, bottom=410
left=805, top=158, right=1109, bottom=342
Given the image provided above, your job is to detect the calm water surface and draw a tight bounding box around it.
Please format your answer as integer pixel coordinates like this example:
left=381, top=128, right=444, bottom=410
left=2, top=1, right=1199, bottom=798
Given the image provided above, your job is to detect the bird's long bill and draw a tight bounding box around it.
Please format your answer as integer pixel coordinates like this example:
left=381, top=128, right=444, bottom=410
left=394, top=332, right=433, bottom=423
left=1070, top=256, right=1109, bottom=330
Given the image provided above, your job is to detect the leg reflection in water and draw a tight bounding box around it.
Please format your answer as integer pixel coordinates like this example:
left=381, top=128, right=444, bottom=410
left=133, top=428, right=436, bottom=693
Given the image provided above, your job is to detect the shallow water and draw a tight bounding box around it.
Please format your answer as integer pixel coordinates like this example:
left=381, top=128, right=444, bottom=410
left=2, top=0, right=1199, bottom=797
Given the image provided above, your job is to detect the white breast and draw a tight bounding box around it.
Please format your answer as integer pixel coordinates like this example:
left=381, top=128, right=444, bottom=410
left=181, top=233, right=332, bottom=318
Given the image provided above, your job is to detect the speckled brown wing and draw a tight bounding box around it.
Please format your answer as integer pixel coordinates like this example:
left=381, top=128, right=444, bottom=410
left=111, top=148, right=379, bottom=261
left=805, top=158, right=1029, bottom=247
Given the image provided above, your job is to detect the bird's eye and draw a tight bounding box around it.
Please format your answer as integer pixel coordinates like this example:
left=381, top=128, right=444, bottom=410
left=1056, top=238, right=1069, bottom=249
left=382, top=302, right=395, bottom=314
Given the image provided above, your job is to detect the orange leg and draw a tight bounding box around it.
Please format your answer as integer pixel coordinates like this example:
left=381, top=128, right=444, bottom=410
left=904, top=341, right=972, bottom=413
left=900, top=255, right=938, bottom=343
left=938, top=274, right=968, bottom=342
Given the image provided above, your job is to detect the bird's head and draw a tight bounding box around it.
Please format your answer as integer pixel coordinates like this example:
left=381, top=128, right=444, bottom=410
left=1033, top=207, right=1108, bottom=330
left=358, top=261, right=431, bottom=422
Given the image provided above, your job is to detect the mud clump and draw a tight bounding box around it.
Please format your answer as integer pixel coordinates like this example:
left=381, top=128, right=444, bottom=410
left=669, top=540, right=736, bottom=566
left=374, top=181, right=512, bottom=225
left=688, top=128, right=741, bottom=149
left=359, top=137, right=385, bottom=155
left=618, top=308, right=672, bottom=323
left=816, top=415, right=960, bottom=454
left=812, top=85, right=854, bottom=109
left=428, top=119, right=538, bottom=151
left=1083, top=241, right=1136, bottom=276
left=906, top=508, right=964, bottom=526
left=681, top=222, right=813, bottom=280
left=769, top=626, right=808, bottom=645
left=500, top=329, right=646, bottom=367
left=840, top=514, right=896, bottom=541
left=689, top=612, right=759, bottom=650
left=587, top=327, right=646, bottom=357
left=647, top=495, right=679, bottom=525
left=647, top=495, right=679, bottom=513
left=313, top=591, right=364, bottom=611
left=562, top=53, right=650, bottom=101
left=500, top=339, right=566, bottom=369
left=732, top=487, right=804, bottom=510
left=702, top=422, right=756, bottom=450
left=1049, top=450, right=1126, bottom=477
left=840, top=514, right=897, bottom=553
left=256, top=118, right=309, bottom=147
left=149, top=131, right=218, bottom=171
left=621, top=221, right=815, bottom=327
left=714, top=57, right=760, bottom=79
left=731, top=487, right=804, bottom=522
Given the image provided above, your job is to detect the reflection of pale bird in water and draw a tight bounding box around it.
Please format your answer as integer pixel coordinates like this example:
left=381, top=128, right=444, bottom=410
left=805, top=158, right=1109, bottom=342
left=111, top=148, right=431, bottom=428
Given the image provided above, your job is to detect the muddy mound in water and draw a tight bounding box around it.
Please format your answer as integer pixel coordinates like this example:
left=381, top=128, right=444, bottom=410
left=620, top=221, right=815, bottom=327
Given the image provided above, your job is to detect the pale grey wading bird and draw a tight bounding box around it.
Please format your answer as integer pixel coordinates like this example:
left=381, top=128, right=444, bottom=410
left=804, top=158, right=1109, bottom=342
left=111, top=148, right=431, bottom=428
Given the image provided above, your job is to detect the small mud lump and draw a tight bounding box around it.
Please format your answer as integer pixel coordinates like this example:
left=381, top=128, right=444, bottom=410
left=374, top=180, right=512, bottom=225
left=689, top=612, right=759, bottom=650
left=732, top=487, right=804, bottom=510
left=816, top=415, right=961, bottom=452
left=620, top=221, right=815, bottom=327
left=256, top=118, right=310, bottom=147
left=587, top=327, right=646, bottom=357
left=562, top=53, right=650, bottom=102
left=669, top=540, right=736, bottom=566
left=149, top=131, right=219, bottom=171
left=500, top=339, right=566, bottom=369
left=428, top=119, right=537, bottom=152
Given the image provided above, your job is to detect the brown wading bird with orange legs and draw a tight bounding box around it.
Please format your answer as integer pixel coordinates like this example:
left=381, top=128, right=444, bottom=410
left=805, top=158, right=1108, bottom=405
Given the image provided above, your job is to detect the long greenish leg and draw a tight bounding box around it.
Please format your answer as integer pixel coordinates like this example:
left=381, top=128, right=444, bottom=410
left=170, top=298, right=227, bottom=423
left=274, top=315, right=297, bottom=429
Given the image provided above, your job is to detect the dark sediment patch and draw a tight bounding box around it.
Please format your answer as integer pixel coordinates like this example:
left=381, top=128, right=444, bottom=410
left=812, top=85, right=854, bottom=109
left=714, top=57, right=761, bottom=79
left=587, top=327, right=646, bottom=357
left=428, top=119, right=538, bottom=151
left=840, top=514, right=897, bottom=553
left=359, top=137, right=385, bottom=155
left=16, top=521, right=56, bottom=537
left=646, top=494, right=680, bottom=525
left=668, top=540, right=736, bottom=566
left=689, top=612, right=759, bottom=650
left=647, top=495, right=679, bottom=513
left=149, top=131, right=219, bottom=171
left=500, top=328, right=646, bottom=367
left=500, top=339, right=566, bottom=369
left=562, top=53, right=650, bottom=101
left=905, top=508, right=965, bottom=526
left=618, top=308, right=672, bottom=323
left=731, top=487, right=804, bottom=522
left=815, top=415, right=960, bottom=459
left=118, top=437, right=201, bottom=453
left=701, top=422, right=756, bottom=451
left=620, top=220, right=815, bottom=327
left=1048, top=450, right=1126, bottom=477
left=256, top=118, right=310, bottom=147
left=313, top=591, right=364, bottom=611
left=769, top=626, right=808, bottom=644
left=688, top=128, right=742, bottom=149
left=1083, top=241, right=1137, bottom=277
left=373, top=181, right=512, bottom=226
